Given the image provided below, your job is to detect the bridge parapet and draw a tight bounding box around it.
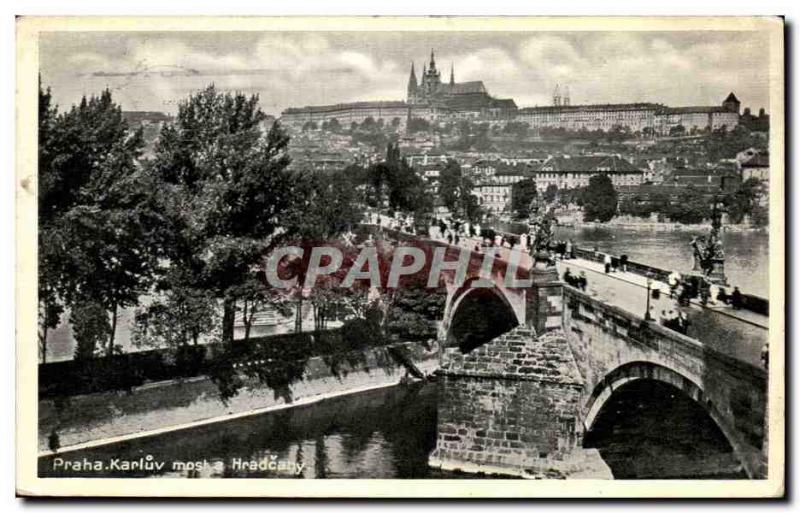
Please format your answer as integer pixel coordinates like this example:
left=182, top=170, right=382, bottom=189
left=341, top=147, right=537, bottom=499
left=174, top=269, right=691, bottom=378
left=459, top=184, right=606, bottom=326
left=572, top=246, right=769, bottom=316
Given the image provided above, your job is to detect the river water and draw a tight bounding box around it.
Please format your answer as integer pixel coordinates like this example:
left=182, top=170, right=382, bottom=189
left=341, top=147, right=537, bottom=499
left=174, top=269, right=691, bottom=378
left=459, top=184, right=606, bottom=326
left=554, top=226, right=769, bottom=297
left=39, top=380, right=744, bottom=479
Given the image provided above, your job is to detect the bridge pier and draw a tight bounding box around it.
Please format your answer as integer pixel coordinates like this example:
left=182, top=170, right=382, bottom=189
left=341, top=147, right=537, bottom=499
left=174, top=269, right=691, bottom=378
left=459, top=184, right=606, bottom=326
left=430, top=269, right=611, bottom=478
left=526, top=267, right=564, bottom=333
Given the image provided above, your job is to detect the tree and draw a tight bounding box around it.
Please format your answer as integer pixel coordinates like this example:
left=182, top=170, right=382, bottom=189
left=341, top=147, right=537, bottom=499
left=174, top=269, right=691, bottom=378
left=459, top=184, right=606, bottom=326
left=666, top=186, right=710, bottom=224
left=407, top=117, right=431, bottom=133
left=133, top=270, right=218, bottom=351
left=669, top=124, right=686, bottom=137
left=37, top=85, right=63, bottom=362
left=438, top=159, right=476, bottom=218
left=38, top=87, right=163, bottom=358
left=501, top=121, right=529, bottom=139
left=510, top=179, right=538, bottom=220
left=583, top=174, right=618, bottom=222
left=724, top=177, right=765, bottom=224
left=71, top=299, right=110, bottom=360
left=322, top=118, right=341, bottom=133
left=151, top=85, right=298, bottom=348
left=438, top=160, right=462, bottom=213
left=543, top=183, right=559, bottom=203
left=287, top=166, right=364, bottom=241
left=366, top=143, right=427, bottom=213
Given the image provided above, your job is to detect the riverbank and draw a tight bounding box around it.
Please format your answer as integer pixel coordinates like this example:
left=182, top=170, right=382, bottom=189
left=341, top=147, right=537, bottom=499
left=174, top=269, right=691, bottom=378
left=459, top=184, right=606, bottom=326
left=39, top=340, right=439, bottom=454
left=556, top=217, right=766, bottom=232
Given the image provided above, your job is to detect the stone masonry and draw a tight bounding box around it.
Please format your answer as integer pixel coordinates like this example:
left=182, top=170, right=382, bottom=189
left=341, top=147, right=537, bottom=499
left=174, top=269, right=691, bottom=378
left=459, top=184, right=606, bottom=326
left=429, top=326, right=610, bottom=478
left=526, top=267, right=564, bottom=334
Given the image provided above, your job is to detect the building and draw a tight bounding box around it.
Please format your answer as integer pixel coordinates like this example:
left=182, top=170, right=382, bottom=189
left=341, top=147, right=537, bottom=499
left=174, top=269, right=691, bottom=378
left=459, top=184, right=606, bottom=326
left=474, top=182, right=513, bottom=216
left=281, top=101, right=421, bottom=131
left=665, top=167, right=741, bottom=192
left=740, top=153, right=770, bottom=183
left=517, top=102, right=660, bottom=133
left=404, top=149, right=449, bottom=167
left=533, top=155, right=644, bottom=191
left=469, top=162, right=534, bottom=216
left=517, top=92, right=741, bottom=135
left=654, top=93, right=740, bottom=135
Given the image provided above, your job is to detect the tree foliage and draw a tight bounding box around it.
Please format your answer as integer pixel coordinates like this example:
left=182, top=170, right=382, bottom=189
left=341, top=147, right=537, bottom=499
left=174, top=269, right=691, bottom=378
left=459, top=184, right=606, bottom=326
left=666, top=186, right=710, bottom=224
left=510, top=178, right=538, bottom=220
left=150, top=85, right=299, bottom=346
left=38, top=86, right=163, bottom=359
left=438, top=159, right=479, bottom=220
left=582, top=174, right=618, bottom=222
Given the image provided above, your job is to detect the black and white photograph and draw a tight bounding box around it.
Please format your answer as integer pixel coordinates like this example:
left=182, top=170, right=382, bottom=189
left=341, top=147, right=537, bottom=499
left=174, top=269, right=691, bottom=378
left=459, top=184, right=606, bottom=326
left=14, top=15, right=784, bottom=498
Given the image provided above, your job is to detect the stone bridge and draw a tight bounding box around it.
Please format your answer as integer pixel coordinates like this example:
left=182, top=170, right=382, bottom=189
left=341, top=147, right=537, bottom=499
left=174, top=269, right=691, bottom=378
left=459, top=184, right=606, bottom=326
left=361, top=223, right=769, bottom=479
left=425, top=243, right=768, bottom=479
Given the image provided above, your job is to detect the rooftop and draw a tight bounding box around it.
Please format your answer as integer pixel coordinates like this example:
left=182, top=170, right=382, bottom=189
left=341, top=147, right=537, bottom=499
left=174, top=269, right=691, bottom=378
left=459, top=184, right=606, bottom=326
left=537, top=155, right=643, bottom=174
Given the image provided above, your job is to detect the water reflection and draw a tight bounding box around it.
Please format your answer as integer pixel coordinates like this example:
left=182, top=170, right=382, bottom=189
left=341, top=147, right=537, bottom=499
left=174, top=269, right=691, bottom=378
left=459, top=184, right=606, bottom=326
left=40, top=382, right=444, bottom=479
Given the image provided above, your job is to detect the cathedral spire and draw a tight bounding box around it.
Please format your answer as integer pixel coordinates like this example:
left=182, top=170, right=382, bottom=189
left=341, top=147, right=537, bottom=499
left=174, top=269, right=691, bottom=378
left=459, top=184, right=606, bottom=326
left=450, top=62, right=454, bottom=86
left=408, top=62, right=418, bottom=88
left=407, top=62, right=418, bottom=100
left=430, top=49, right=436, bottom=70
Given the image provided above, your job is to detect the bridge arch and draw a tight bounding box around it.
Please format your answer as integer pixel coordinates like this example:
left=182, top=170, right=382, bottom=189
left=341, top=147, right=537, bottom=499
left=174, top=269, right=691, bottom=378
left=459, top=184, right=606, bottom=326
left=584, top=361, right=757, bottom=478
left=443, top=279, right=521, bottom=353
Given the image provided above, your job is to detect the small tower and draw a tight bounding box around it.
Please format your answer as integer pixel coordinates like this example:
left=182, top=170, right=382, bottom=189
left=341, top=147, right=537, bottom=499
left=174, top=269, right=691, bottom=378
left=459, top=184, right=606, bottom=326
left=563, top=86, right=571, bottom=106
left=450, top=62, right=455, bottom=87
left=722, top=92, right=741, bottom=114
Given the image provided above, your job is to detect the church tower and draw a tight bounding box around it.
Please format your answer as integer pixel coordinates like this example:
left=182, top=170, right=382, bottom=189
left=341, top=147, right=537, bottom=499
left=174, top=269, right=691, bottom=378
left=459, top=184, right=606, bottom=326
left=553, top=84, right=562, bottom=106
left=422, top=49, right=442, bottom=97
left=407, top=62, right=419, bottom=103
left=450, top=62, right=455, bottom=87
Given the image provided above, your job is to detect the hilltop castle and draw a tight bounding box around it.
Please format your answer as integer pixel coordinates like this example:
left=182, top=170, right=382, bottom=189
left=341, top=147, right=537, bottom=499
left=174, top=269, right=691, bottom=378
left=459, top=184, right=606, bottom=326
left=280, top=49, right=746, bottom=136
left=406, top=50, right=517, bottom=116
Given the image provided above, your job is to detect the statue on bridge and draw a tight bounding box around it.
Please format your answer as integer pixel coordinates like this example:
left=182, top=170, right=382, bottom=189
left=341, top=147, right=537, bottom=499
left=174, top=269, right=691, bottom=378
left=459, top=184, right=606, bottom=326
left=690, top=195, right=728, bottom=285
left=527, top=196, right=557, bottom=269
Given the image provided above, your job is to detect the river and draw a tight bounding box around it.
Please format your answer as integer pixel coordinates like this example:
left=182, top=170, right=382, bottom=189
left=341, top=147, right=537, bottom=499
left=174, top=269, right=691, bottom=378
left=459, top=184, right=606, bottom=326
left=540, top=225, right=768, bottom=298
left=39, top=380, right=745, bottom=479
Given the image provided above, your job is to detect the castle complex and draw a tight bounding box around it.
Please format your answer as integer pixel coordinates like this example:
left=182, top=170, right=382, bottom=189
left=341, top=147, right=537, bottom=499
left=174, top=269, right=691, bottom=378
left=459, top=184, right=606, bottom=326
left=280, top=50, right=743, bottom=136
left=406, top=51, right=518, bottom=117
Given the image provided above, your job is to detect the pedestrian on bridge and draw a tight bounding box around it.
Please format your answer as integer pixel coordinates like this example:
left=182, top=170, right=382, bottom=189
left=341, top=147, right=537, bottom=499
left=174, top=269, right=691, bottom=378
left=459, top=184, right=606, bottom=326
left=668, top=271, right=680, bottom=298
left=731, top=287, right=744, bottom=310
left=604, top=254, right=612, bottom=274
left=678, top=310, right=690, bottom=335
left=563, top=268, right=574, bottom=286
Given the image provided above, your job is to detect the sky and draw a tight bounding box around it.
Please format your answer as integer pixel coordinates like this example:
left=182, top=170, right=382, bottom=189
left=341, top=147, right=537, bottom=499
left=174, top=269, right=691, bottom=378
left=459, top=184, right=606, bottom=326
left=39, top=30, right=771, bottom=117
